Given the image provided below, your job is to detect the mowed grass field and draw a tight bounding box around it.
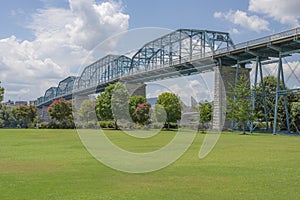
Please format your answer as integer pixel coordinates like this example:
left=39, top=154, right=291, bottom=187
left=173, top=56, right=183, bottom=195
left=0, top=129, right=300, bottom=200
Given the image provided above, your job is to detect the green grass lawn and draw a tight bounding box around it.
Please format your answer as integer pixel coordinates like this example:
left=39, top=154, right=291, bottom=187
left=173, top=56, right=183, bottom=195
left=0, top=129, right=300, bottom=200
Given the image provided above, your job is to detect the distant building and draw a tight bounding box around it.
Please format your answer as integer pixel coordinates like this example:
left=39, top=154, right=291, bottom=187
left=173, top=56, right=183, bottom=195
left=2, top=100, right=34, bottom=107
left=15, top=101, right=28, bottom=106
left=3, top=100, right=15, bottom=108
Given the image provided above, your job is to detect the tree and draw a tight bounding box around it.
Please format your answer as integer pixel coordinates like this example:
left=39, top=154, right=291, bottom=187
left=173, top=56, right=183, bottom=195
left=0, top=84, right=4, bottom=102
left=129, top=95, right=147, bottom=123
left=96, top=84, right=115, bottom=121
left=5, top=106, right=20, bottom=128
left=156, top=92, right=181, bottom=129
left=199, top=102, right=212, bottom=133
left=15, top=105, right=37, bottom=127
left=47, top=99, right=73, bottom=123
left=78, top=100, right=96, bottom=123
left=254, top=76, right=290, bottom=128
left=111, top=82, right=130, bottom=125
left=0, top=104, right=27, bottom=128
left=291, top=102, right=300, bottom=132
left=96, top=82, right=130, bottom=129
left=0, top=104, right=10, bottom=127
left=133, top=102, right=151, bottom=126
left=227, top=76, right=255, bottom=134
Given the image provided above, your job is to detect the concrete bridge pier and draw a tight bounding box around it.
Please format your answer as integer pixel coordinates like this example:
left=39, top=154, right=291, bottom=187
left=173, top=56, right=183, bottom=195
left=212, top=66, right=251, bottom=131
left=37, top=105, right=51, bottom=122
left=72, top=95, right=91, bottom=122
left=124, top=82, right=146, bottom=97
left=73, top=95, right=90, bottom=110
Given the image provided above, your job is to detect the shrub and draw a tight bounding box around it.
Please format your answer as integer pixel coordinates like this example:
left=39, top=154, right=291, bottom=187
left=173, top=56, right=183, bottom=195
left=99, top=121, right=115, bottom=129
left=39, top=122, right=49, bottom=129
left=83, top=122, right=97, bottom=129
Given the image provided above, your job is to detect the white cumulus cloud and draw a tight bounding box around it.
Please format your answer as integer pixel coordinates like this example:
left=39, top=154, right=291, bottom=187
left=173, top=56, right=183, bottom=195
left=214, top=0, right=300, bottom=33
left=0, top=0, right=129, bottom=101
left=249, top=0, right=300, bottom=27
left=214, top=10, right=269, bottom=32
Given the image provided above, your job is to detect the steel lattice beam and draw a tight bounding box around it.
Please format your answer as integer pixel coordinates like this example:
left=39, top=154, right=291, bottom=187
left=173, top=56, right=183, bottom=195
left=35, top=26, right=300, bottom=135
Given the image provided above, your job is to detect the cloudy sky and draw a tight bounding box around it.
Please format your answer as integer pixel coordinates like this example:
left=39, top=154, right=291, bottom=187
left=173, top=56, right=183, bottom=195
left=0, top=0, right=300, bottom=102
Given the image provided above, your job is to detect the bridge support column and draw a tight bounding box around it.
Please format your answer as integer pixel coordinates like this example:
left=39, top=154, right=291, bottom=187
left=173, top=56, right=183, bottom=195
left=37, top=106, right=51, bottom=122
left=73, top=95, right=90, bottom=110
left=72, top=95, right=91, bottom=122
left=212, top=66, right=251, bottom=131
left=125, top=83, right=146, bottom=97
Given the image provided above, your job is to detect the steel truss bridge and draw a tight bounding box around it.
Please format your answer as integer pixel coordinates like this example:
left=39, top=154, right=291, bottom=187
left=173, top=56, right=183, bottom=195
left=35, top=27, right=300, bottom=134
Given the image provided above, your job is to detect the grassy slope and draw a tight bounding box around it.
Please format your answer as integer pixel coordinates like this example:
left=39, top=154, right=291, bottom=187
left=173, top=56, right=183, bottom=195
left=0, top=129, right=299, bottom=200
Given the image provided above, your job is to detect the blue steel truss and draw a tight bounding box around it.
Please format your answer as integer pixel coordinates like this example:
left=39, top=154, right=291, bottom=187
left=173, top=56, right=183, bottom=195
left=35, top=27, right=300, bottom=134
left=36, top=29, right=234, bottom=106
left=130, top=29, right=233, bottom=73
left=57, top=76, right=76, bottom=97
left=43, top=87, right=57, bottom=102
left=76, top=55, right=132, bottom=90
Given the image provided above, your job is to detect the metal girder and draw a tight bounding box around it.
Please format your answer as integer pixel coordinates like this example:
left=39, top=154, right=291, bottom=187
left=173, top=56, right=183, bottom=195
left=250, top=57, right=269, bottom=132
left=76, top=55, right=131, bottom=90
left=130, top=29, right=234, bottom=73
left=56, top=76, right=76, bottom=97
left=267, top=45, right=282, bottom=52
left=225, top=54, right=239, bottom=60
left=246, top=50, right=259, bottom=57
left=281, top=49, right=300, bottom=56
left=294, top=39, right=300, bottom=43
left=44, top=87, right=57, bottom=102
left=273, top=56, right=291, bottom=134
left=261, top=59, right=279, bottom=65
left=36, top=27, right=300, bottom=112
left=239, top=58, right=257, bottom=64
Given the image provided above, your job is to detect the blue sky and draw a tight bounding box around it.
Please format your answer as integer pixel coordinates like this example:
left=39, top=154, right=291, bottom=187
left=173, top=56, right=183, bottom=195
left=1, top=0, right=294, bottom=42
left=0, top=0, right=299, bottom=101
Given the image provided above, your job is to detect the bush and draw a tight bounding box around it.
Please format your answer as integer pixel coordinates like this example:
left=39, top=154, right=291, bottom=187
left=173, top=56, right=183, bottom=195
left=99, top=121, right=115, bottom=129
left=39, top=122, right=49, bottom=129
left=150, top=122, right=164, bottom=129
left=83, top=122, right=97, bottom=129
left=47, top=122, right=59, bottom=129
left=38, top=121, right=75, bottom=129
left=163, top=123, right=178, bottom=129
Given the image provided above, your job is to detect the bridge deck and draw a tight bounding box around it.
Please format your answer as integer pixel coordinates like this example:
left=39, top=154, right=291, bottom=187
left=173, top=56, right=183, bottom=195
left=36, top=27, right=300, bottom=107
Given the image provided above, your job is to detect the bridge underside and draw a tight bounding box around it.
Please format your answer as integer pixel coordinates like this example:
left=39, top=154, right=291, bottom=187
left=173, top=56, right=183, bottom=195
left=35, top=27, right=300, bottom=133
left=214, top=32, right=300, bottom=133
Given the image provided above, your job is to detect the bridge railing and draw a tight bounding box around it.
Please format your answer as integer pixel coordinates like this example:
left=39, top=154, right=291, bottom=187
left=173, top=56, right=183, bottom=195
left=215, top=27, right=300, bottom=55
left=36, top=27, right=300, bottom=107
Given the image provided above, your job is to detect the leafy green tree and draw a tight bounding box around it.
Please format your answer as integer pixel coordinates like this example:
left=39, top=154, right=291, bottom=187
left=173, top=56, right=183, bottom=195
left=111, top=82, right=130, bottom=124
left=78, top=100, right=96, bottom=123
left=129, top=96, right=146, bottom=123
left=47, top=99, right=73, bottom=123
left=156, top=92, right=181, bottom=129
left=288, top=91, right=300, bottom=104
left=15, top=105, right=37, bottom=127
left=0, top=118, right=4, bottom=127
left=153, top=104, right=167, bottom=124
left=133, top=102, right=151, bottom=125
left=0, top=85, right=4, bottom=102
left=0, top=105, right=25, bottom=128
left=96, top=82, right=130, bottom=129
left=291, top=102, right=300, bottom=132
left=199, top=102, right=212, bottom=133
left=96, top=84, right=115, bottom=121
left=0, top=104, right=5, bottom=127
left=227, top=76, right=255, bottom=134
left=254, top=76, right=290, bottom=128
left=0, top=104, right=9, bottom=127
